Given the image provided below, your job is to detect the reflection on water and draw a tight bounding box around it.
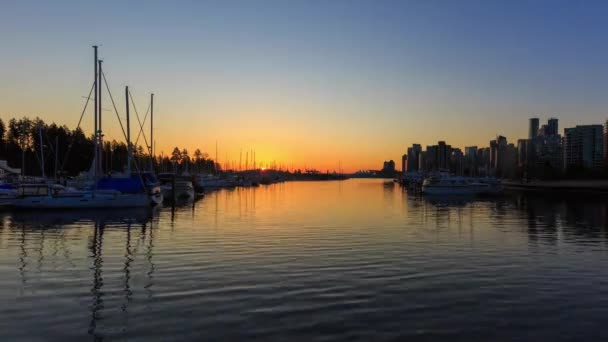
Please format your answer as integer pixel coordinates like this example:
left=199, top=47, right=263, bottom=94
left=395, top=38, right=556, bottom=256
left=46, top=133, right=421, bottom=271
left=1, top=179, right=608, bottom=341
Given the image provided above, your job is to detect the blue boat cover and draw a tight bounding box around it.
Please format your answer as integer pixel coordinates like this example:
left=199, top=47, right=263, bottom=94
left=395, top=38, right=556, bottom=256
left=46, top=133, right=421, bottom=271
left=97, top=177, right=144, bottom=193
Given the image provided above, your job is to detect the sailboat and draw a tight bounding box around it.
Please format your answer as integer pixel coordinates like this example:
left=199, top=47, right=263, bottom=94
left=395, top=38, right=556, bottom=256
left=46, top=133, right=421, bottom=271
left=12, top=46, right=156, bottom=209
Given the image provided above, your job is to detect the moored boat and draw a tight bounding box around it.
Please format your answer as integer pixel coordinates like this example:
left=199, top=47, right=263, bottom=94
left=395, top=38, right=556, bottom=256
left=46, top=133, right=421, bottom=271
left=422, top=175, right=484, bottom=196
left=159, top=173, right=195, bottom=201
left=421, top=174, right=504, bottom=196
left=11, top=183, right=151, bottom=209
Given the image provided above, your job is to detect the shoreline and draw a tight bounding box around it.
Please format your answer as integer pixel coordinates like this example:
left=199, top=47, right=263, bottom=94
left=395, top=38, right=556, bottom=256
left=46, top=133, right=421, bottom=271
left=503, top=180, right=608, bottom=193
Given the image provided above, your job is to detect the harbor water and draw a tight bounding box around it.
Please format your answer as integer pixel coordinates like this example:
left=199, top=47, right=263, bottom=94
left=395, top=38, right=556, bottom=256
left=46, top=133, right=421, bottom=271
left=1, top=179, right=608, bottom=340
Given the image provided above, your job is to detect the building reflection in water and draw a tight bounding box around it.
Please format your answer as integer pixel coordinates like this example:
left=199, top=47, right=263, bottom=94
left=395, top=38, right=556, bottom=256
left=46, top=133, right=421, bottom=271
left=512, top=193, right=608, bottom=246
left=419, top=191, right=608, bottom=246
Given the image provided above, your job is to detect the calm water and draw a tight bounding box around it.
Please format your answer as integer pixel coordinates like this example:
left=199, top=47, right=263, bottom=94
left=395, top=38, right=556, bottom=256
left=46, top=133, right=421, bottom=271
left=2, top=179, right=608, bottom=341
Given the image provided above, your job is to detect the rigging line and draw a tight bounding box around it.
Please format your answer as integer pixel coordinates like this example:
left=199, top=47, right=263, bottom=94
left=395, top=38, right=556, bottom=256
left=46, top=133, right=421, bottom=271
left=128, top=90, right=151, bottom=156
left=101, top=71, right=128, bottom=142
left=128, top=89, right=150, bottom=153
left=125, top=90, right=150, bottom=185
left=134, top=103, right=150, bottom=148
left=60, top=81, right=95, bottom=173
left=133, top=99, right=151, bottom=148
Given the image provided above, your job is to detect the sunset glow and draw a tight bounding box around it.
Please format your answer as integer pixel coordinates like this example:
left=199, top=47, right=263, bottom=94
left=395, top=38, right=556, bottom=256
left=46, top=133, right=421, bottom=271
left=2, top=2, right=608, bottom=172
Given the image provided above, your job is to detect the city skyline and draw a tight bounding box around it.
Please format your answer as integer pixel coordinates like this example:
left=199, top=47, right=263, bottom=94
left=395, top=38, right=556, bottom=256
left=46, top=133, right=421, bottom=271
left=2, top=1, right=608, bottom=172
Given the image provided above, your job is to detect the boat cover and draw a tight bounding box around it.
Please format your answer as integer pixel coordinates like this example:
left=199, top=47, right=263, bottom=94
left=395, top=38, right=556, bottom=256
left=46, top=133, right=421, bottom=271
left=97, top=177, right=144, bottom=193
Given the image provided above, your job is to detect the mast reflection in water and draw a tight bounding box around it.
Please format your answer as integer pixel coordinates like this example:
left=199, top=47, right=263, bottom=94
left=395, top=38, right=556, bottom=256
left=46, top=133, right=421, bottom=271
left=1, top=180, right=608, bottom=341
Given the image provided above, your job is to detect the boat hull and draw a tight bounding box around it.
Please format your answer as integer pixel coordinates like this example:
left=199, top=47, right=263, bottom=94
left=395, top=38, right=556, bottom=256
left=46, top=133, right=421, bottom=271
left=422, top=185, right=482, bottom=196
left=161, top=181, right=195, bottom=202
left=12, top=192, right=151, bottom=209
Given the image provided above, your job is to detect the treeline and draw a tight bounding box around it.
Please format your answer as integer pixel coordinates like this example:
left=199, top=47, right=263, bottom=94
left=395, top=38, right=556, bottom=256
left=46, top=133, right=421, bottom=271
left=0, top=116, right=218, bottom=176
left=158, top=147, right=220, bottom=174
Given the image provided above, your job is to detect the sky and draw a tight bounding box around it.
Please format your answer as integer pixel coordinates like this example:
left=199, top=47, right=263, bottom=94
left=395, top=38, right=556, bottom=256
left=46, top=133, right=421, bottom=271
left=1, top=0, right=608, bottom=172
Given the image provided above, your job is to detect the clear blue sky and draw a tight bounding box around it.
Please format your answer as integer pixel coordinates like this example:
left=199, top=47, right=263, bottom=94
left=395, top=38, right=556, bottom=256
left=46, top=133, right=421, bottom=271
left=1, top=0, right=607, bottom=170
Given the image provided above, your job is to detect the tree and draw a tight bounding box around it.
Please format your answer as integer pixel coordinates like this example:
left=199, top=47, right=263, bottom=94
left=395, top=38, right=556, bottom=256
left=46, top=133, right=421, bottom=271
left=194, top=149, right=202, bottom=172
left=170, top=147, right=181, bottom=172
left=0, top=118, right=5, bottom=158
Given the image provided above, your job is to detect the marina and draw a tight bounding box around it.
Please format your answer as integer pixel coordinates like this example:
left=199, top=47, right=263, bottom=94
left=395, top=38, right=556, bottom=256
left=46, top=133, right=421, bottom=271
left=0, top=47, right=303, bottom=210
left=3, top=2, right=608, bottom=340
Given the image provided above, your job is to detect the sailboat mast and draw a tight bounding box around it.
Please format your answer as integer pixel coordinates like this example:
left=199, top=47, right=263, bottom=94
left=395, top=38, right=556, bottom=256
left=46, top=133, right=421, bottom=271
left=97, top=59, right=103, bottom=175
left=126, top=86, right=131, bottom=175
left=93, top=45, right=98, bottom=180
left=38, top=125, right=45, bottom=177
left=150, top=93, right=154, bottom=171
left=55, top=136, right=58, bottom=181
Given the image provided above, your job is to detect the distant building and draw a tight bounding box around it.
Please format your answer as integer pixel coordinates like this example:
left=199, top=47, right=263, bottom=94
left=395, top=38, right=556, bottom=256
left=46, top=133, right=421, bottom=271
left=437, top=141, right=451, bottom=170
left=420, top=141, right=452, bottom=172
left=563, top=125, right=604, bottom=171
left=425, top=145, right=437, bottom=171
left=450, top=148, right=464, bottom=175
left=489, top=139, right=497, bottom=175
left=383, top=160, right=396, bottom=172
left=517, top=139, right=528, bottom=168
left=402, top=154, right=407, bottom=173
left=464, top=146, right=478, bottom=176
left=529, top=118, right=540, bottom=140
left=504, top=143, right=517, bottom=179
left=547, top=118, right=558, bottom=136
left=465, top=146, right=478, bottom=158
left=406, top=144, right=422, bottom=173
left=604, top=119, right=608, bottom=166
left=418, top=151, right=427, bottom=173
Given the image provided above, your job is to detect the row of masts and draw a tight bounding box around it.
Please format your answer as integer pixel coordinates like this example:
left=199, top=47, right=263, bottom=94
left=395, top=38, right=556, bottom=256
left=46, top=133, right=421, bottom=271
left=92, top=45, right=154, bottom=179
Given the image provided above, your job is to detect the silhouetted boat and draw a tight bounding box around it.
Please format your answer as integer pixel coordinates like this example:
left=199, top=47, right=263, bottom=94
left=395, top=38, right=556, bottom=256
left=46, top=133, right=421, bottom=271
left=159, top=173, right=195, bottom=201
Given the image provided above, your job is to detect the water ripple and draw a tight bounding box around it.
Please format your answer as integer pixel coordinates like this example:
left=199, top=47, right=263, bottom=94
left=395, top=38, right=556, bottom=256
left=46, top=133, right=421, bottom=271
left=1, top=180, right=608, bottom=340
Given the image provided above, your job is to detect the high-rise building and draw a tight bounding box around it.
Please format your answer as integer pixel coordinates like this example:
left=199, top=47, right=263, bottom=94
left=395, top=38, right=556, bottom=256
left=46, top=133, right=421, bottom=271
left=465, top=146, right=478, bottom=158
left=464, top=146, right=478, bottom=176
left=425, top=145, right=437, bottom=171
left=489, top=139, right=498, bottom=174
left=547, top=118, right=558, bottom=136
left=563, top=125, right=604, bottom=171
left=504, top=143, right=517, bottom=179
left=401, top=154, right=407, bottom=173
left=406, top=144, right=422, bottom=172
left=418, top=151, right=427, bottom=173
left=517, top=139, right=528, bottom=168
left=450, top=148, right=464, bottom=175
left=437, top=141, right=451, bottom=170
left=383, top=160, right=396, bottom=172
left=529, top=118, right=540, bottom=140
left=605, top=119, right=608, bottom=165
left=495, top=136, right=508, bottom=177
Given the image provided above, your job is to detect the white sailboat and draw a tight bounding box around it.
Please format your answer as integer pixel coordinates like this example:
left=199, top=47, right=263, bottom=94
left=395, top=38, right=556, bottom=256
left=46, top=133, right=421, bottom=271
left=12, top=184, right=150, bottom=209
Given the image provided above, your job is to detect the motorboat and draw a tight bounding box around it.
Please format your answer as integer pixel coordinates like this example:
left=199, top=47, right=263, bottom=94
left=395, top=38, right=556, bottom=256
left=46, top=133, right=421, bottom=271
left=474, top=177, right=504, bottom=195
left=193, top=174, right=236, bottom=191
left=158, top=173, right=195, bottom=202
left=422, top=175, right=485, bottom=196
left=0, top=185, right=17, bottom=208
